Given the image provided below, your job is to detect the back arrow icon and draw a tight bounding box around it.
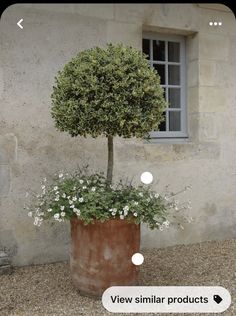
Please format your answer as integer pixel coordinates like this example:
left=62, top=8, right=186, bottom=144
left=17, top=19, right=23, bottom=29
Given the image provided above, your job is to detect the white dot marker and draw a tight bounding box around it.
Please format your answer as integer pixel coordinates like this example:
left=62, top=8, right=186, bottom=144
left=140, top=171, right=153, bottom=184
left=218, top=21, right=222, bottom=26
left=131, top=253, right=144, bottom=266
left=209, top=21, right=213, bottom=26
left=214, top=21, right=218, bottom=26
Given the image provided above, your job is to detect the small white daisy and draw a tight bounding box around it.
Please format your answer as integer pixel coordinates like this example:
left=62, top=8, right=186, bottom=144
left=47, top=208, right=52, bottom=212
left=79, top=197, right=84, bottom=203
left=120, top=215, right=124, bottom=220
left=28, top=211, right=33, bottom=217
left=62, top=193, right=66, bottom=198
left=54, top=213, right=60, bottom=220
left=53, top=186, right=58, bottom=191
left=79, top=180, right=84, bottom=184
left=72, top=196, right=77, bottom=202
left=133, top=212, right=138, bottom=217
left=61, top=212, right=66, bottom=217
left=59, top=173, right=63, bottom=178
left=91, top=187, right=96, bottom=192
left=60, top=206, right=65, bottom=211
left=70, top=204, right=75, bottom=209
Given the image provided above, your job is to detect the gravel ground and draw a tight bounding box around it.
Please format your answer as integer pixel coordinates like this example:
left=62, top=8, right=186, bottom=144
left=0, top=239, right=235, bottom=316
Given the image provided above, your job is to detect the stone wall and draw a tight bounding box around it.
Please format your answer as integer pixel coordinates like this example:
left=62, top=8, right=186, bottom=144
left=0, top=4, right=235, bottom=265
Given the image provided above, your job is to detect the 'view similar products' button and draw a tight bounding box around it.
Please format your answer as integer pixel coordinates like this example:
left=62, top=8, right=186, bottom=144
left=102, top=286, right=231, bottom=313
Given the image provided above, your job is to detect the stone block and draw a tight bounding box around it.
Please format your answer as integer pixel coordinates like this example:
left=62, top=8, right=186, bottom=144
left=0, top=251, right=10, bottom=266
left=0, top=134, right=17, bottom=163
left=187, top=60, right=199, bottom=87
left=0, top=265, right=13, bottom=275
left=199, top=33, right=229, bottom=61
left=199, top=87, right=227, bottom=112
left=187, top=87, right=199, bottom=114
left=106, top=20, right=142, bottom=48
left=186, top=33, right=199, bottom=62
left=0, top=164, right=10, bottom=196
left=199, top=60, right=216, bottom=86
left=198, top=113, right=219, bottom=141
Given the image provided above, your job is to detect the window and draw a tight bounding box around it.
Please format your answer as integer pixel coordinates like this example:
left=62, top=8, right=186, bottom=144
left=142, top=33, right=187, bottom=138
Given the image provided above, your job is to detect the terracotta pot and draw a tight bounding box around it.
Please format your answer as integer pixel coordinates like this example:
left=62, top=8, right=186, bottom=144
left=70, top=217, right=140, bottom=297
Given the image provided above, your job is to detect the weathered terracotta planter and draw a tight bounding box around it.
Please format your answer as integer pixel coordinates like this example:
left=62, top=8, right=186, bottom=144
left=70, top=217, right=140, bottom=297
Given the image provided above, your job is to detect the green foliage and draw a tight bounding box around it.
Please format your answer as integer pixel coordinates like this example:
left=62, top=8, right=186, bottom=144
left=51, top=43, right=167, bottom=138
left=26, top=170, right=174, bottom=230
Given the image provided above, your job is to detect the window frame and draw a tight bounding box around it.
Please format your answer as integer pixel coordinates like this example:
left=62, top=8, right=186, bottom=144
left=143, top=32, right=188, bottom=139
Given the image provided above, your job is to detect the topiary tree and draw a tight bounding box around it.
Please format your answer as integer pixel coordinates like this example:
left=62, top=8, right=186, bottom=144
left=51, top=43, right=167, bottom=184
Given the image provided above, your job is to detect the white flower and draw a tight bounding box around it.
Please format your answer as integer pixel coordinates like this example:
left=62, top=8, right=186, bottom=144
left=33, top=217, right=43, bottom=226
left=42, top=189, right=46, bottom=195
left=124, top=210, right=128, bottom=216
left=55, top=196, right=59, bottom=201
left=113, top=208, right=117, bottom=213
left=53, top=186, right=58, bottom=191
left=28, top=211, right=33, bottom=217
left=164, top=196, right=169, bottom=201
left=82, top=186, right=87, bottom=190
left=69, top=200, right=73, bottom=205
left=109, top=208, right=113, bottom=212
left=62, top=193, right=66, bottom=198
left=159, top=226, right=164, bottom=231
left=134, top=201, right=139, bottom=206
left=59, top=173, right=63, bottom=178
left=155, top=193, right=159, bottom=198
left=70, top=204, right=75, bottom=209
left=41, top=185, right=45, bottom=190
left=79, top=197, right=84, bottom=203
left=72, top=196, right=77, bottom=202
left=91, top=187, right=96, bottom=192
left=40, top=202, right=44, bottom=206
left=79, top=179, right=84, bottom=184
left=54, top=213, right=60, bottom=220
left=112, top=211, right=116, bottom=216
left=43, top=177, right=47, bottom=182
left=123, top=205, right=129, bottom=212
left=60, top=206, right=65, bottom=211
left=55, top=191, right=59, bottom=195
left=120, top=215, right=124, bottom=220
left=61, top=212, right=66, bottom=217
left=133, top=212, right=138, bottom=217
left=67, top=196, right=71, bottom=199
left=138, top=192, right=143, bottom=197
left=47, top=208, right=52, bottom=212
left=73, top=186, right=76, bottom=190
left=163, top=220, right=170, bottom=228
left=73, top=208, right=81, bottom=216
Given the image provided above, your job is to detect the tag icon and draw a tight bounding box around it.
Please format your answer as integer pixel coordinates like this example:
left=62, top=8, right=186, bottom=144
left=213, top=295, right=223, bottom=304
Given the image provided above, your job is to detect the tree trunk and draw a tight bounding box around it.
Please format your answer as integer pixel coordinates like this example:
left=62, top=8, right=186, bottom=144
left=106, top=135, right=113, bottom=185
